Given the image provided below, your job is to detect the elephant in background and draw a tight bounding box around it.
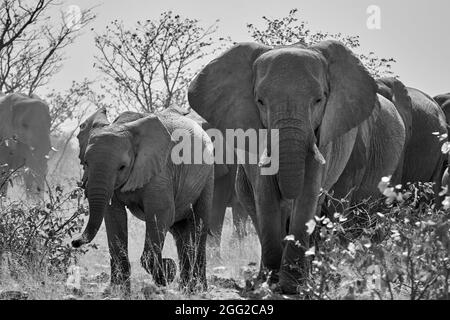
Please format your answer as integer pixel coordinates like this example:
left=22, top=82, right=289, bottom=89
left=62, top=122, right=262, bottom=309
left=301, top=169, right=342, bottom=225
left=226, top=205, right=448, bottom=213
left=74, top=107, right=214, bottom=293
left=180, top=109, right=249, bottom=247
left=328, top=78, right=447, bottom=217
left=434, top=93, right=450, bottom=120
left=433, top=93, right=450, bottom=193
left=189, top=40, right=411, bottom=292
left=0, top=93, right=51, bottom=199
left=380, top=82, right=446, bottom=192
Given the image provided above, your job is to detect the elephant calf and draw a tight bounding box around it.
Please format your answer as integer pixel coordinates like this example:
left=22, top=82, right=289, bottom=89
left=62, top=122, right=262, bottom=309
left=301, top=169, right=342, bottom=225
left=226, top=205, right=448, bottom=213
left=73, top=108, right=214, bottom=293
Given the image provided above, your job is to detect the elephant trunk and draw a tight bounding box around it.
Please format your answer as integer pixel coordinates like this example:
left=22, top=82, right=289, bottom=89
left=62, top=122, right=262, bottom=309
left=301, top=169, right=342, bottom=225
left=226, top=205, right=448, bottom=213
left=276, top=119, right=312, bottom=199
left=72, top=165, right=114, bottom=248
left=271, top=117, right=325, bottom=199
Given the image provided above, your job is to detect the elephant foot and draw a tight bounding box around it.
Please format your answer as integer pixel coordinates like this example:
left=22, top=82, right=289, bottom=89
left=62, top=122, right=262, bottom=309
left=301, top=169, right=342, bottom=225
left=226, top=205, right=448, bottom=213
left=278, top=242, right=310, bottom=294
left=256, top=266, right=279, bottom=282
left=141, top=256, right=177, bottom=286
left=179, top=277, right=208, bottom=293
left=162, top=258, right=177, bottom=284
left=102, top=281, right=131, bottom=299
left=278, top=261, right=311, bottom=295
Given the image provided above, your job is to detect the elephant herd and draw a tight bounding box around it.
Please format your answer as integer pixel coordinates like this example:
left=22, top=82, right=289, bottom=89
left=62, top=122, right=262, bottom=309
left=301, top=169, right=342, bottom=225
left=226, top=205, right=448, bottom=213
left=2, top=40, right=450, bottom=295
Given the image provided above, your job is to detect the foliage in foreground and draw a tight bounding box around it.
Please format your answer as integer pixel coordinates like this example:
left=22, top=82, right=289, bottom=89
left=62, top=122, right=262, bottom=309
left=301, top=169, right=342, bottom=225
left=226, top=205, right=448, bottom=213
left=0, top=185, right=92, bottom=278
left=297, top=181, right=450, bottom=300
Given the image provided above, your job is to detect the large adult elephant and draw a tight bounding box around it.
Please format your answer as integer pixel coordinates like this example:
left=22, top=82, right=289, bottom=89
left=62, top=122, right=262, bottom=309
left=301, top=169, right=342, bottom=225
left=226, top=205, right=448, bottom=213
left=378, top=81, right=446, bottom=192
left=330, top=78, right=446, bottom=205
left=188, top=40, right=410, bottom=293
left=0, top=93, right=51, bottom=198
left=73, top=107, right=214, bottom=293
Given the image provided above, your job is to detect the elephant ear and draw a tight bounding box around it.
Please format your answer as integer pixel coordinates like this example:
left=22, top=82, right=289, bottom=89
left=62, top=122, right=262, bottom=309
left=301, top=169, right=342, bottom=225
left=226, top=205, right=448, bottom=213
left=188, top=42, right=271, bottom=135
left=311, top=40, right=378, bottom=148
left=121, top=115, right=175, bottom=192
left=377, top=77, right=413, bottom=142
left=77, top=108, right=110, bottom=164
left=113, top=111, right=146, bottom=125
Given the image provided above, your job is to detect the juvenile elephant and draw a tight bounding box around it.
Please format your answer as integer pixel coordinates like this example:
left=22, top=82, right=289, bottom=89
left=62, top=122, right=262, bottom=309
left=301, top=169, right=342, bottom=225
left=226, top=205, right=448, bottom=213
left=73, top=108, right=214, bottom=292
left=188, top=40, right=409, bottom=293
left=0, top=93, right=51, bottom=198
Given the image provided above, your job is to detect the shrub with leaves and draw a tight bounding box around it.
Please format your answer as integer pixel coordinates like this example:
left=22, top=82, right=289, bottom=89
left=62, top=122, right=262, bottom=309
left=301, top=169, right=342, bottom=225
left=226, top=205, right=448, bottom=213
left=295, top=180, right=449, bottom=300
left=0, top=184, right=94, bottom=276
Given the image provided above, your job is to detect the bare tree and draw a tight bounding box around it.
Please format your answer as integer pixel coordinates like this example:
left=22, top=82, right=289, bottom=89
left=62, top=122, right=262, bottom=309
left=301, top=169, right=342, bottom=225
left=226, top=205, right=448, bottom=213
left=0, top=0, right=96, bottom=95
left=94, top=11, right=227, bottom=113
left=246, top=9, right=395, bottom=78
left=46, top=79, right=105, bottom=134
left=45, top=79, right=106, bottom=175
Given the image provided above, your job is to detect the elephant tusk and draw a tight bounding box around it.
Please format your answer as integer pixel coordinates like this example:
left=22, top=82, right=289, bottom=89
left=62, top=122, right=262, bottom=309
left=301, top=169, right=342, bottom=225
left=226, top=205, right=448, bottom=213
left=108, top=198, right=112, bottom=206
left=258, top=147, right=271, bottom=167
left=312, top=143, right=326, bottom=165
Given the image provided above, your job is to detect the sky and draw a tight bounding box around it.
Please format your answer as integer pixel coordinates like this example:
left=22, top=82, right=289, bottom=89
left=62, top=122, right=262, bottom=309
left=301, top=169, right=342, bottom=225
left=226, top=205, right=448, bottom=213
left=47, top=0, right=450, bottom=97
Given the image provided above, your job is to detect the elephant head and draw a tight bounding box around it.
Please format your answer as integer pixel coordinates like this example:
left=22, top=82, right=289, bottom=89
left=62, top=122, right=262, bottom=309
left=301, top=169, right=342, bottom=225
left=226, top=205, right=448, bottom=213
left=0, top=93, right=51, bottom=195
left=77, top=107, right=110, bottom=165
left=72, top=114, right=175, bottom=247
left=77, top=107, right=110, bottom=190
left=188, top=40, right=377, bottom=199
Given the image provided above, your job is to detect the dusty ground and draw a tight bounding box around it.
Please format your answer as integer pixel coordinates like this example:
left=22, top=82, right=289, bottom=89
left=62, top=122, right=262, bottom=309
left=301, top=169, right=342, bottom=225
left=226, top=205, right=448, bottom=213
left=1, top=209, right=283, bottom=300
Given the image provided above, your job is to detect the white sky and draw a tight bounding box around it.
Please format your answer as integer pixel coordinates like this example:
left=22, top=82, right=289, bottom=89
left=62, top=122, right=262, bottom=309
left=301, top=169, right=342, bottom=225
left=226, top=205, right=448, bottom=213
left=47, top=0, right=450, bottom=97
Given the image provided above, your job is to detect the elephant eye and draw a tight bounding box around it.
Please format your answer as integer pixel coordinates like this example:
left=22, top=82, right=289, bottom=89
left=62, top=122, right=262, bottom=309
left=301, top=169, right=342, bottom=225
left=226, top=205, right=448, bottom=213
left=119, top=165, right=126, bottom=171
left=315, top=98, right=323, bottom=104
left=257, top=98, right=264, bottom=106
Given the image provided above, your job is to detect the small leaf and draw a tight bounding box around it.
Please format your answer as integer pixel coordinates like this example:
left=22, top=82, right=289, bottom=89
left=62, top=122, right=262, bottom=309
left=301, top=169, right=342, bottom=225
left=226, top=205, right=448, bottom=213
left=305, top=246, right=315, bottom=257
left=284, top=234, right=295, bottom=242
left=441, top=141, right=450, bottom=154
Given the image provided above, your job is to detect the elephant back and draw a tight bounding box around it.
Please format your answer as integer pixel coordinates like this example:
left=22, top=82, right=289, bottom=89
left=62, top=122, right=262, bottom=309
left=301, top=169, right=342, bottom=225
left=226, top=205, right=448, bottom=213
left=376, top=78, right=413, bottom=145
left=434, top=93, right=450, bottom=124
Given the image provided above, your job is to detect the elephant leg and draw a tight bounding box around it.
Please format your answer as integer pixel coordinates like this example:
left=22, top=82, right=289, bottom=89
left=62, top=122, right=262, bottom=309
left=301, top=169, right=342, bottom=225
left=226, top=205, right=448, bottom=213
left=189, top=173, right=214, bottom=290
left=208, top=174, right=232, bottom=248
left=172, top=215, right=208, bottom=292
left=23, top=170, right=44, bottom=201
left=231, top=196, right=249, bottom=241
left=254, top=174, right=283, bottom=283
left=431, top=158, right=445, bottom=207
left=141, top=207, right=174, bottom=286
left=280, top=152, right=324, bottom=294
left=104, top=198, right=130, bottom=293
left=235, top=165, right=266, bottom=278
